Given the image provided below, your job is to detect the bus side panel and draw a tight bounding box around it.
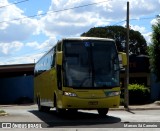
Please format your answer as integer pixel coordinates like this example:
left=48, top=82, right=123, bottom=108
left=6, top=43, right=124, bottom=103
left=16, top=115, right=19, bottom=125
left=34, top=68, right=57, bottom=107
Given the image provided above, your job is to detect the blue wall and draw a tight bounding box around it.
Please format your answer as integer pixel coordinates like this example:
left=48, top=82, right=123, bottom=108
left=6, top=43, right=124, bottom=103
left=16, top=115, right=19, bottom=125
left=0, top=76, right=34, bottom=104
left=151, top=74, right=160, bottom=101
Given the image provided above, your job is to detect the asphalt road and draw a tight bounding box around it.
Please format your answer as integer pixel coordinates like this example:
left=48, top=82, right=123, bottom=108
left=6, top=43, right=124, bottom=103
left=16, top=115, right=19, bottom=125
left=0, top=104, right=160, bottom=130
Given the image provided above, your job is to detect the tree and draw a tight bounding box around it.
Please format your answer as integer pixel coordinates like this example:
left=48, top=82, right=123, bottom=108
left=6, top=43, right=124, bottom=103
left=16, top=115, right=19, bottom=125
left=148, top=21, right=160, bottom=81
left=81, top=26, right=147, bottom=55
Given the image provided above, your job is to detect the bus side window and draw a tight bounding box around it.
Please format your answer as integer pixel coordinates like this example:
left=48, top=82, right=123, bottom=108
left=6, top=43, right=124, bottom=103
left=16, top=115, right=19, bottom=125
left=51, top=47, right=56, bottom=67
left=57, top=42, right=61, bottom=51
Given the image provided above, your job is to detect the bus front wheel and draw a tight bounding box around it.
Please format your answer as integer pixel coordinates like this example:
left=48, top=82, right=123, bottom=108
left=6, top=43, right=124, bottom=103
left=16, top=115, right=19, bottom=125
left=54, top=96, right=65, bottom=114
left=97, top=108, right=109, bottom=117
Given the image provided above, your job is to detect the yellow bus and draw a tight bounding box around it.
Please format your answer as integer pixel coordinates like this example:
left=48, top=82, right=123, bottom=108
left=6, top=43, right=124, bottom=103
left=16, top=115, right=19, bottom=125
left=34, top=37, right=127, bottom=116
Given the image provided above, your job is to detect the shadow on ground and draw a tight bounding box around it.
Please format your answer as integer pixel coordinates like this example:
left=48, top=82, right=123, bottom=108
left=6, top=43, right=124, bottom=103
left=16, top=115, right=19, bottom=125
left=29, top=110, right=121, bottom=128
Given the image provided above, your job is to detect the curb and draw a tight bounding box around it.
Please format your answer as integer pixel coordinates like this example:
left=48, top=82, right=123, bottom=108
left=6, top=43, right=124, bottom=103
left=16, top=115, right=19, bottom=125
left=110, top=108, right=160, bottom=111
left=110, top=101, right=160, bottom=111
left=110, top=106, right=160, bottom=111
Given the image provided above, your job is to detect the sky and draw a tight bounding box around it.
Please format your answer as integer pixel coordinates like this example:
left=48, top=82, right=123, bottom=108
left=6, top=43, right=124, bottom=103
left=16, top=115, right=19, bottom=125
left=0, top=0, right=160, bottom=65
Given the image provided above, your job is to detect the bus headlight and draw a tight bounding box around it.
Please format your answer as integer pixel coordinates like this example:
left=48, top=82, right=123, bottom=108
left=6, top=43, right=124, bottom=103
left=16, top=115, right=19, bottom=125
left=63, top=92, right=77, bottom=97
left=105, top=91, right=121, bottom=97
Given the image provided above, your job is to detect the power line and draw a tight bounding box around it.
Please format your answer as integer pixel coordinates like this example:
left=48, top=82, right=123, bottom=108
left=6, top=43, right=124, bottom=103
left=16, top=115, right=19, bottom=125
left=0, top=15, right=156, bottom=62
left=0, top=0, right=155, bottom=25
left=112, top=17, right=155, bottom=25
left=112, top=19, right=126, bottom=25
left=0, top=0, right=110, bottom=24
left=1, top=51, right=46, bottom=63
left=0, top=0, right=156, bottom=63
left=0, top=44, right=53, bottom=62
left=0, top=46, right=50, bottom=60
left=130, top=17, right=155, bottom=21
left=0, top=0, right=29, bottom=9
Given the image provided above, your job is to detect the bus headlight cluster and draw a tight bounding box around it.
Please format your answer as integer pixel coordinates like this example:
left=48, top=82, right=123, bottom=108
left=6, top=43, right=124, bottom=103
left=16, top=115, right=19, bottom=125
left=63, top=92, right=77, bottom=97
left=105, top=91, right=121, bottom=97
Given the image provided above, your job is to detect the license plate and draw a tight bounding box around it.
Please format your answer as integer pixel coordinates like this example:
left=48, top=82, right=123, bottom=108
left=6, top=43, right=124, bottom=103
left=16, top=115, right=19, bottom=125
left=88, top=101, right=98, bottom=105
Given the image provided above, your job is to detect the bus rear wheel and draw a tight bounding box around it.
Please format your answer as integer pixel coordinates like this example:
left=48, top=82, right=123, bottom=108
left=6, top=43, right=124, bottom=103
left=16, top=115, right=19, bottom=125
left=97, top=108, right=109, bottom=117
left=37, top=96, right=42, bottom=111
left=37, top=96, right=50, bottom=112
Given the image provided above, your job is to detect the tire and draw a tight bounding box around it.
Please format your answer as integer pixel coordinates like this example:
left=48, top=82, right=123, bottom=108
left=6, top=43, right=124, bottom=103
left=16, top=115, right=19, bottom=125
left=42, top=106, right=50, bottom=112
left=37, top=96, right=42, bottom=111
left=54, top=96, right=65, bottom=114
left=68, top=109, right=78, bottom=114
left=97, top=108, right=109, bottom=117
left=37, top=96, right=50, bottom=112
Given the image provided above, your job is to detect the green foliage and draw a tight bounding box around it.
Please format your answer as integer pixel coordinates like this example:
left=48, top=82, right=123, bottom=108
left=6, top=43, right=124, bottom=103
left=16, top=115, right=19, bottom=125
left=128, top=84, right=149, bottom=93
left=81, top=26, right=147, bottom=55
left=120, top=84, right=150, bottom=105
left=128, top=84, right=150, bottom=105
left=148, top=22, right=160, bottom=82
left=0, top=110, right=7, bottom=116
left=0, top=110, right=5, bottom=113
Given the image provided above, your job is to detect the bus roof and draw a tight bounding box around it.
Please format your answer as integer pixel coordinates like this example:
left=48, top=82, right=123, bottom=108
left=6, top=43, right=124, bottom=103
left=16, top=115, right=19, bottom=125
left=35, top=37, right=115, bottom=64
left=62, top=37, right=115, bottom=42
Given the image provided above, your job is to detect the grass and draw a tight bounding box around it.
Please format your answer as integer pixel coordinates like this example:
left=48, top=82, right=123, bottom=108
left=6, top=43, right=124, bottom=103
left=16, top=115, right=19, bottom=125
left=0, top=110, right=7, bottom=116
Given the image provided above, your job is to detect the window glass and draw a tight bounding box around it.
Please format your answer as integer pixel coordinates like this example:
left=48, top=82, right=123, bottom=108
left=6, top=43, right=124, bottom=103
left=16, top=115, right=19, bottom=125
left=63, top=40, right=120, bottom=88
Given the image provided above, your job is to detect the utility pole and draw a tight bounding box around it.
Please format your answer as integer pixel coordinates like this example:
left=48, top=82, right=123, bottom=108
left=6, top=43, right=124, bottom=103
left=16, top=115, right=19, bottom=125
left=124, top=1, right=129, bottom=110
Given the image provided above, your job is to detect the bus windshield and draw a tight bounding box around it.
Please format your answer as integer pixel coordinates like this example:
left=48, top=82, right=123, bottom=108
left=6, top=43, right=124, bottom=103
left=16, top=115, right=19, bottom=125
left=63, top=40, right=120, bottom=89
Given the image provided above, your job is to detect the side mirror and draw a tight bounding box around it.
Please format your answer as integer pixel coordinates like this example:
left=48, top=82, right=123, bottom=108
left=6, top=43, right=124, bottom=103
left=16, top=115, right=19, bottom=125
left=56, top=51, right=62, bottom=65
left=118, top=52, right=127, bottom=68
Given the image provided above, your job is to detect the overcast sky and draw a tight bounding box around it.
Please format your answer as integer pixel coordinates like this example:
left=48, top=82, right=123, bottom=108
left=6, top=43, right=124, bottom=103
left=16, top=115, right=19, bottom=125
left=0, top=0, right=159, bottom=65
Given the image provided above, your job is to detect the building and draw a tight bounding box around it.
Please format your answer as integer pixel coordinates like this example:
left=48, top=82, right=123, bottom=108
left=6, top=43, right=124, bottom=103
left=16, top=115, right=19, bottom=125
left=121, top=54, right=160, bottom=101
left=0, top=63, right=34, bottom=104
left=120, top=54, right=150, bottom=87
